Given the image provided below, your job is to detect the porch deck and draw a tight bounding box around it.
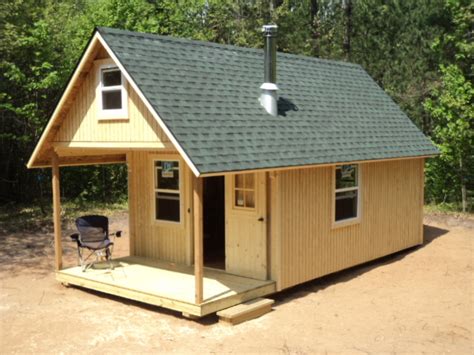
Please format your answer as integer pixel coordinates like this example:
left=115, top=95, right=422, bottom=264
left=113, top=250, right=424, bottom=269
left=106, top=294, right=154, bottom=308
left=56, top=256, right=276, bottom=317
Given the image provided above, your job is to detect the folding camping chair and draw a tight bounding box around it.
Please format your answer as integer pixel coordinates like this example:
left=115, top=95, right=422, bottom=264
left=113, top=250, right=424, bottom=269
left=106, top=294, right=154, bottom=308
left=70, top=215, right=122, bottom=272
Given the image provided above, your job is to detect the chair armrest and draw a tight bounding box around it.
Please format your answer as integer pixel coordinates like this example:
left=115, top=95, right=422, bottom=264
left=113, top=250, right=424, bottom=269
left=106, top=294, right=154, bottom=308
left=115, top=231, right=122, bottom=238
left=70, top=233, right=79, bottom=241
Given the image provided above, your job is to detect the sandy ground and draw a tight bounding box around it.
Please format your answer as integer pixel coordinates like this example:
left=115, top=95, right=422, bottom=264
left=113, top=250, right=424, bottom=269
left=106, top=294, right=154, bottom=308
left=0, top=212, right=472, bottom=354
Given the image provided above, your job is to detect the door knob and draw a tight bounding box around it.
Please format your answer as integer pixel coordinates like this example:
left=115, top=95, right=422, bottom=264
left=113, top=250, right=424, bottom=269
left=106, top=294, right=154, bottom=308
left=258, top=217, right=264, bottom=222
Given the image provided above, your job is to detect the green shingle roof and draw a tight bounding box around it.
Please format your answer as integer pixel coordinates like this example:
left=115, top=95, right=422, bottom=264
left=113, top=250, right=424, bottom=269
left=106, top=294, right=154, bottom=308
left=98, top=27, right=438, bottom=175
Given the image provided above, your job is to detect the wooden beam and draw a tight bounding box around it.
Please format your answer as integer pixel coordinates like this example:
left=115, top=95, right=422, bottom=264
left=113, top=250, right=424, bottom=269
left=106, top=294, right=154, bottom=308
left=51, top=151, right=62, bottom=270
left=193, top=176, right=203, bottom=304
left=30, top=154, right=126, bottom=169
left=52, top=141, right=174, bottom=149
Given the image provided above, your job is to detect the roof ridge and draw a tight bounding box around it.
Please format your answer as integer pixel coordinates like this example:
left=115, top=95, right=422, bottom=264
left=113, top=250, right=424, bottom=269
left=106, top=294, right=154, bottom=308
left=96, top=26, right=360, bottom=69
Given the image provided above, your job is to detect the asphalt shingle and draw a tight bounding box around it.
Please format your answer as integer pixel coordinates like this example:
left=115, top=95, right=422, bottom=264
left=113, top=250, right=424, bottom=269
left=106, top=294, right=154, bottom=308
left=98, top=27, right=438, bottom=174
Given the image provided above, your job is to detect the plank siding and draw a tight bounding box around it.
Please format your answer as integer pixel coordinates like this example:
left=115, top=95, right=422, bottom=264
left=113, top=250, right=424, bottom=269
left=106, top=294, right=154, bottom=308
left=53, top=57, right=170, bottom=146
left=128, top=151, right=191, bottom=264
left=275, top=158, right=424, bottom=290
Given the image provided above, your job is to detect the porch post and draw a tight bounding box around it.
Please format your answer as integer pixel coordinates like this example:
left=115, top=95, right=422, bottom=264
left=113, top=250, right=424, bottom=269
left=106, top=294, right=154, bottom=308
left=51, top=151, right=62, bottom=271
left=193, top=175, right=203, bottom=304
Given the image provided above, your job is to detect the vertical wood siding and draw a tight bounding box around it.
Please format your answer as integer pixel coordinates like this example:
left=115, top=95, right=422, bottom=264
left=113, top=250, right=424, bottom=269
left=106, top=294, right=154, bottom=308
left=275, top=158, right=424, bottom=290
left=53, top=59, right=170, bottom=145
left=128, top=151, right=192, bottom=264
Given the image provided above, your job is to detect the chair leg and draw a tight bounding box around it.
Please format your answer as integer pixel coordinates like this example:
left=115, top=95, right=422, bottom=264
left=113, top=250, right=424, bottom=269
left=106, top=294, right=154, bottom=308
left=78, top=248, right=86, bottom=272
left=106, top=247, right=114, bottom=270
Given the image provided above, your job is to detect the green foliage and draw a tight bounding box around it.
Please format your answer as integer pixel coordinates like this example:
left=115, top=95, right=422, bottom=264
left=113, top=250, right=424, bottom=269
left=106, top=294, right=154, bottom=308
left=423, top=0, right=473, bottom=212
left=0, top=0, right=472, bottom=211
left=424, top=65, right=473, bottom=210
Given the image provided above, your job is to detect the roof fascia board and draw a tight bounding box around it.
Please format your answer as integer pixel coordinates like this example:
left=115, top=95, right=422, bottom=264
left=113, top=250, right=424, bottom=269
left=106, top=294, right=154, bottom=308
left=96, top=32, right=201, bottom=177
left=198, top=154, right=436, bottom=177
left=27, top=33, right=101, bottom=169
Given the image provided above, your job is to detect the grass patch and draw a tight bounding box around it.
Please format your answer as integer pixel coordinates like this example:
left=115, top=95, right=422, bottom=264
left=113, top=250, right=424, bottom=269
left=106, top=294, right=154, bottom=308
left=0, top=200, right=128, bottom=233
left=424, top=203, right=473, bottom=217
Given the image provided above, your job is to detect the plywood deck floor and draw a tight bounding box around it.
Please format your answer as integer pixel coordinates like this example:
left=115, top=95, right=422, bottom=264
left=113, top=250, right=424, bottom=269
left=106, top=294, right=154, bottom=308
left=56, top=256, right=276, bottom=317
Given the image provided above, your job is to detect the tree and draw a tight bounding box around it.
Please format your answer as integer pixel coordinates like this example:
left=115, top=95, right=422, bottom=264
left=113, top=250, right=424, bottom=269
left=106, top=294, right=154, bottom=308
left=424, top=65, right=473, bottom=211
left=423, top=0, right=473, bottom=211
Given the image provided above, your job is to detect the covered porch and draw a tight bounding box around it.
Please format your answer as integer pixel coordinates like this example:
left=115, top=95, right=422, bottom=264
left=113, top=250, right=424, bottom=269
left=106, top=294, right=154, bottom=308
left=46, top=150, right=274, bottom=317
left=56, top=256, right=275, bottom=317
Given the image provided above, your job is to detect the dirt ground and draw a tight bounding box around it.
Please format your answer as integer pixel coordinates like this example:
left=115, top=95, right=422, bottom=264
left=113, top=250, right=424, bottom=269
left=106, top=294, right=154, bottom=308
left=0, top=212, right=472, bottom=354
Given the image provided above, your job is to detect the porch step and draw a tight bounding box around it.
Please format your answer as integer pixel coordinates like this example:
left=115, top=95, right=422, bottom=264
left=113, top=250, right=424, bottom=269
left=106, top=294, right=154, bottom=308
left=217, top=298, right=274, bottom=325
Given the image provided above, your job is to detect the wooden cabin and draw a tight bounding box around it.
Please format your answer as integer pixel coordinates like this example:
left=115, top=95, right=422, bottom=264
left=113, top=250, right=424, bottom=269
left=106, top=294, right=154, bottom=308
left=28, top=26, right=438, bottom=318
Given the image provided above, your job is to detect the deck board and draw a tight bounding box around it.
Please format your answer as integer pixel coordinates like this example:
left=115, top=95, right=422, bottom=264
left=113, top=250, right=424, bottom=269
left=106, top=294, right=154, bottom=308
left=57, top=256, right=276, bottom=316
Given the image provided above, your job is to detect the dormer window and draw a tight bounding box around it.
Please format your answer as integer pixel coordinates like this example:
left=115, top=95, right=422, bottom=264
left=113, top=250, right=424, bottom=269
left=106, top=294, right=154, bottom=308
left=97, top=62, right=128, bottom=119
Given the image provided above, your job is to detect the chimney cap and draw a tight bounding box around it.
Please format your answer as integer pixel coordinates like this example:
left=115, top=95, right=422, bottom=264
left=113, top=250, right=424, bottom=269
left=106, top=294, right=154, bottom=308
left=262, top=24, right=278, bottom=36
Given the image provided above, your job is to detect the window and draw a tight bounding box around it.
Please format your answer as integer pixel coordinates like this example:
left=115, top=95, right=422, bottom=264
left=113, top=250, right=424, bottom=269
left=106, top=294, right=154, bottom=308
left=154, top=160, right=180, bottom=223
left=334, top=164, right=360, bottom=223
left=233, top=173, right=255, bottom=209
left=97, top=64, right=128, bottom=119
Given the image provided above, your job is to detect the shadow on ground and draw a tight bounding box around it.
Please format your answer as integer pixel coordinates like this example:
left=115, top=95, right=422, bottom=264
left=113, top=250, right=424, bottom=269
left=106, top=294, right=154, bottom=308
left=272, top=224, right=449, bottom=308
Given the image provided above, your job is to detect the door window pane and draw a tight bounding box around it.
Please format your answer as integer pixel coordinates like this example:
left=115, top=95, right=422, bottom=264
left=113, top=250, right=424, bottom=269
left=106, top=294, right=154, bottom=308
left=235, top=190, right=245, bottom=207
left=245, top=174, right=255, bottom=189
left=235, top=174, right=244, bottom=188
left=245, top=191, right=255, bottom=208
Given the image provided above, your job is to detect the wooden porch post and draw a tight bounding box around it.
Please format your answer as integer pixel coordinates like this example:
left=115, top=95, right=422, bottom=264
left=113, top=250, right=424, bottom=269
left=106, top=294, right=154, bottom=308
left=193, top=175, right=203, bottom=304
left=51, top=151, right=62, bottom=270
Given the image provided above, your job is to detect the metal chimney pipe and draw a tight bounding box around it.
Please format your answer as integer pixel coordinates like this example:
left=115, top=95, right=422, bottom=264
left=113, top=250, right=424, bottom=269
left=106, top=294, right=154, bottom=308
left=260, top=24, right=279, bottom=116
left=263, top=24, right=277, bottom=83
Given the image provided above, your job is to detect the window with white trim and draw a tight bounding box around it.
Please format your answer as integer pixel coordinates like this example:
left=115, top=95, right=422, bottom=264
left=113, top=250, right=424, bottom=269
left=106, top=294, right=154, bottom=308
left=154, top=160, right=180, bottom=223
left=97, top=65, right=128, bottom=119
left=335, top=164, right=359, bottom=222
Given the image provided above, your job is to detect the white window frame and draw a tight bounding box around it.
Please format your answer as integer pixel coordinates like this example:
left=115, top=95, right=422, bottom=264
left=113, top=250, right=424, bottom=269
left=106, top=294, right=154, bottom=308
left=153, top=157, right=183, bottom=226
left=96, top=60, right=128, bottom=120
left=333, top=164, right=361, bottom=227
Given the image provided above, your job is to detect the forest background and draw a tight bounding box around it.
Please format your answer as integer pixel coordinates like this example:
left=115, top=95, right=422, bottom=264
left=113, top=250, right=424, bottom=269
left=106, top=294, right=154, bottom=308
left=1, top=0, right=472, bottom=214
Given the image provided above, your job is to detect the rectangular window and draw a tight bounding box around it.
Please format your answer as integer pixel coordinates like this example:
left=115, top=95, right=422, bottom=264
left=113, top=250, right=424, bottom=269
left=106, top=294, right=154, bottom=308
left=234, top=173, right=255, bottom=209
left=97, top=64, right=128, bottom=119
left=154, top=160, right=180, bottom=223
left=334, top=164, right=359, bottom=222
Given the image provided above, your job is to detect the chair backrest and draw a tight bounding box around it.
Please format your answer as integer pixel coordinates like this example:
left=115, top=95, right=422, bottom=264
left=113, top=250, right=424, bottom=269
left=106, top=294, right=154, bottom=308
left=75, top=215, right=109, bottom=243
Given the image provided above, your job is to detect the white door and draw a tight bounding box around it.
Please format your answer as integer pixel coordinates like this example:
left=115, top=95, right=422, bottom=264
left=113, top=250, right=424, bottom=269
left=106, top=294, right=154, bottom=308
left=225, top=172, right=267, bottom=280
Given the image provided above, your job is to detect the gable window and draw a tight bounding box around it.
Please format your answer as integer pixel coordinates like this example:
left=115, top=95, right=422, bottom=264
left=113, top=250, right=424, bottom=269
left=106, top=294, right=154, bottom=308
left=334, top=164, right=360, bottom=223
left=154, top=160, right=181, bottom=223
left=233, top=173, right=255, bottom=209
left=97, top=63, right=128, bottom=119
